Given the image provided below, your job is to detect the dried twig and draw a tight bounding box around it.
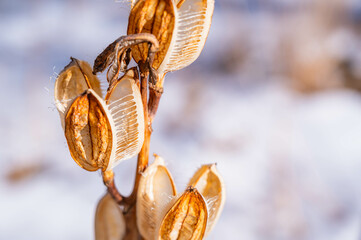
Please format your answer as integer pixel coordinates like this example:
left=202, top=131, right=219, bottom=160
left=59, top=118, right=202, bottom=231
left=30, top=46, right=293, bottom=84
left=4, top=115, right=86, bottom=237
left=96, top=33, right=162, bottom=239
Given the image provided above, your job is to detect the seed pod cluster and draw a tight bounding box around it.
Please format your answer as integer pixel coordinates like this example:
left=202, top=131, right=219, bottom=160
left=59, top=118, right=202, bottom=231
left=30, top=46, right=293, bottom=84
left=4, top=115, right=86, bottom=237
left=55, top=0, right=222, bottom=238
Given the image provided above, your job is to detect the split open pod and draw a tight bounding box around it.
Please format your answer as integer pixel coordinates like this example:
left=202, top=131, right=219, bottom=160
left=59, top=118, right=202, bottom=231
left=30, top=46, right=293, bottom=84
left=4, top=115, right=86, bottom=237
left=55, top=63, right=144, bottom=171
left=128, top=0, right=215, bottom=75
left=158, top=187, right=208, bottom=240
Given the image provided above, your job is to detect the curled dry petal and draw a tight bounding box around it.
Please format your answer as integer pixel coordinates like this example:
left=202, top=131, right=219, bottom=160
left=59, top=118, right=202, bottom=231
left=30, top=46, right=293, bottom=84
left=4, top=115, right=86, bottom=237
left=64, top=68, right=144, bottom=172
left=127, top=0, right=214, bottom=75
left=93, top=40, right=118, bottom=75
left=65, top=89, right=113, bottom=171
left=137, top=155, right=177, bottom=240
left=95, top=193, right=126, bottom=240
left=188, top=164, right=225, bottom=237
left=158, top=187, right=208, bottom=240
left=93, top=39, right=132, bottom=84
left=54, top=58, right=102, bottom=128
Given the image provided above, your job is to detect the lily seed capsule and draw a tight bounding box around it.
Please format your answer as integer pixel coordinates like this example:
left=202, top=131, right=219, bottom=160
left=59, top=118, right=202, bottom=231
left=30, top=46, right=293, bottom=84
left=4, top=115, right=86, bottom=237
left=158, top=187, right=208, bottom=240
left=188, top=164, right=226, bottom=236
left=128, top=0, right=215, bottom=75
left=61, top=68, right=144, bottom=172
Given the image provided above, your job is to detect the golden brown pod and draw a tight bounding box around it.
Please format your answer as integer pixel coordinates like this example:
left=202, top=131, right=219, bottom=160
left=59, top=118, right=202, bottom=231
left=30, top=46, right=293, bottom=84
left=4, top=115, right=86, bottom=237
left=127, top=0, right=214, bottom=75
left=95, top=193, right=126, bottom=240
left=64, top=68, right=144, bottom=172
left=158, top=187, right=208, bottom=240
left=188, top=164, right=225, bottom=237
left=136, top=155, right=177, bottom=240
left=128, top=0, right=175, bottom=72
left=65, top=89, right=113, bottom=171
left=54, top=58, right=102, bottom=128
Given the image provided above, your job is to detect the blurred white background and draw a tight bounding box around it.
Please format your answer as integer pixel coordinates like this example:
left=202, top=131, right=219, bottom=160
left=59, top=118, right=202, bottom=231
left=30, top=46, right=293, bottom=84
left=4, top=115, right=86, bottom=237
left=1, top=0, right=361, bottom=239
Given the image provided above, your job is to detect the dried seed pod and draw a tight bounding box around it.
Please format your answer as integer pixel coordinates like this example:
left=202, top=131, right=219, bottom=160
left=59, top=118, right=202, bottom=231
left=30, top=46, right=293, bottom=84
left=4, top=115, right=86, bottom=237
left=64, top=68, right=144, bottom=171
left=65, top=89, right=113, bottom=171
left=95, top=193, right=126, bottom=240
left=136, top=155, right=177, bottom=240
left=158, top=187, right=208, bottom=240
left=188, top=164, right=225, bottom=236
left=128, top=0, right=175, bottom=73
left=127, top=0, right=214, bottom=75
left=54, top=58, right=102, bottom=128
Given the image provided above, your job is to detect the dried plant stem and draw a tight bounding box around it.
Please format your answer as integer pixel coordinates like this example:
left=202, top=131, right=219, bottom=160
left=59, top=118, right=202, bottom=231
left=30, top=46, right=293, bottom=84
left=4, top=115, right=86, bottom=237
left=128, top=61, right=151, bottom=203
left=102, top=170, right=124, bottom=204
left=98, top=34, right=162, bottom=239
left=148, top=75, right=164, bottom=123
left=125, top=63, right=163, bottom=239
left=123, top=63, right=152, bottom=240
left=102, top=66, right=163, bottom=240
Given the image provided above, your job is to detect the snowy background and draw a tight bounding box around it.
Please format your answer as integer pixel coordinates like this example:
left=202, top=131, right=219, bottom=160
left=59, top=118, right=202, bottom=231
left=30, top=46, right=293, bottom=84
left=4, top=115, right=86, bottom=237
left=1, top=0, right=361, bottom=239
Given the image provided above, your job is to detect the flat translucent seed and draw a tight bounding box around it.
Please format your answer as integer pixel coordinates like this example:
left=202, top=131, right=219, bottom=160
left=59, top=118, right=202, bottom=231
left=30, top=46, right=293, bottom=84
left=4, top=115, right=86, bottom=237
left=104, top=69, right=144, bottom=170
left=161, top=0, right=214, bottom=74
left=188, top=164, right=225, bottom=236
left=137, top=155, right=177, bottom=240
left=55, top=58, right=102, bottom=128
left=95, top=194, right=126, bottom=240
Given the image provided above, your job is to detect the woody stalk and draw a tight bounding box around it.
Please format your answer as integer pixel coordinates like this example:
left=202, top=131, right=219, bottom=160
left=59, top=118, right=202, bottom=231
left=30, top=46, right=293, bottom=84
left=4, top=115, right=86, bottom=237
left=54, top=0, right=224, bottom=239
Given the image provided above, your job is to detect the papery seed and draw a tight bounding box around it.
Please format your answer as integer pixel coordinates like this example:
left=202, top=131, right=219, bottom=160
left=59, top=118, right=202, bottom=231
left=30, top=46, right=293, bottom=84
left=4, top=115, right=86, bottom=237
left=54, top=58, right=102, bottom=128
left=188, top=164, right=225, bottom=237
left=95, top=194, right=126, bottom=240
left=104, top=68, right=144, bottom=171
left=137, top=155, right=177, bottom=240
left=162, top=0, right=214, bottom=73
